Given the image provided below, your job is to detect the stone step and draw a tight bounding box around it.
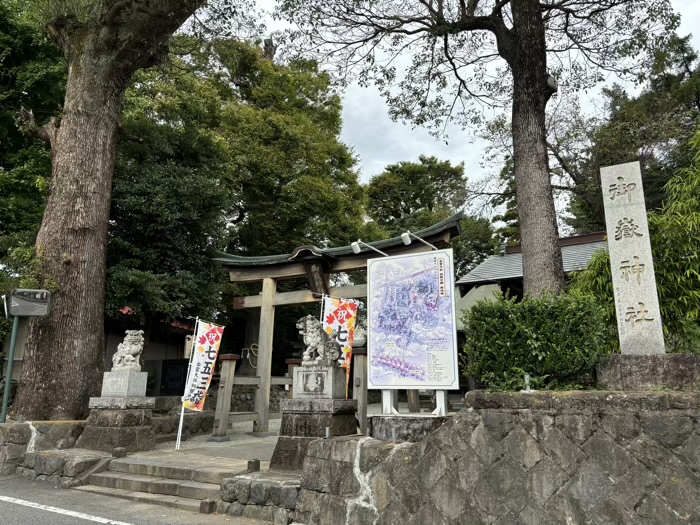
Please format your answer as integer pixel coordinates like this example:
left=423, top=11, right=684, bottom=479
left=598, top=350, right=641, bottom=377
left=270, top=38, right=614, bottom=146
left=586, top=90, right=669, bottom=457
left=108, top=456, right=248, bottom=483
left=88, top=471, right=220, bottom=500
left=73, top=485, right=203, bottom=513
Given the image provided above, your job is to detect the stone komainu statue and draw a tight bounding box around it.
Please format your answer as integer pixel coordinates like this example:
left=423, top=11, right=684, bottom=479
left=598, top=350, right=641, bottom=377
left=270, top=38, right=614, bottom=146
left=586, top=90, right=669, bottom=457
left=112, top=330, right=145, bottom=371
left=296, top=315, right=341, bottom=366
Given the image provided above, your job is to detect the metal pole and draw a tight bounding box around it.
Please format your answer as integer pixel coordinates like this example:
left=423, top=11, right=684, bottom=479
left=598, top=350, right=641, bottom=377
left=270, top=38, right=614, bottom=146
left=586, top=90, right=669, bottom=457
left=1, top=316, right=20, bottom=423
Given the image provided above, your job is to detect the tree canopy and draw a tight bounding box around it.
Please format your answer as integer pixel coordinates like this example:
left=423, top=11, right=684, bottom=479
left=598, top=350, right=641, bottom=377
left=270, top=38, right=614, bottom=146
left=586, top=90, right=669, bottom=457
left=365, top=156, right=495, bottom=275
left=278, top=0, right=679, bottom=296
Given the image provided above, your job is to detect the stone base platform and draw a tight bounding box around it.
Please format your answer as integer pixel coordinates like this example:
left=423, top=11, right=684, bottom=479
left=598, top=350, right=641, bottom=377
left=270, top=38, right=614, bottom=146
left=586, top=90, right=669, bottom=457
left=598, top=354, right=700, bottom=391
left=220, top=470, right=301, bottom=524
left=75, top=397, right=156, bottom=453
left=15, top=448, right=110, bottom=488
left=369, top=414, right=450, bottom=443
left=293, top=365, right=346, bottom=400
left=101, top=369, right=148, bottom=398
left=270, top=399, right=357, bottom=472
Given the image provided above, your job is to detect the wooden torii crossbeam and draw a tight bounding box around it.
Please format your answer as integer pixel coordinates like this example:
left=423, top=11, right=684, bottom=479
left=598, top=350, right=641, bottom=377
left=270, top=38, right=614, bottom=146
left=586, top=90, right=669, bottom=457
left=213, top=212, right=464, bottom=432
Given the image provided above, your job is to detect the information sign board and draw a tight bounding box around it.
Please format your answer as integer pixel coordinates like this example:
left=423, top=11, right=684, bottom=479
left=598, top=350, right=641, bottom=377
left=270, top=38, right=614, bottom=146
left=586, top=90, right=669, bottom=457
left=367, top=249, right=459, bottom=390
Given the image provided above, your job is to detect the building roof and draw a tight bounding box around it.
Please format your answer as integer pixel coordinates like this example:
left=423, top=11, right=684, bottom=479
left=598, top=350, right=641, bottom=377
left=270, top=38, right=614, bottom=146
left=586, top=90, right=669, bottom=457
left=213, top=211, right=465, bottom=268
left=457, top=233, right=608, bottom=287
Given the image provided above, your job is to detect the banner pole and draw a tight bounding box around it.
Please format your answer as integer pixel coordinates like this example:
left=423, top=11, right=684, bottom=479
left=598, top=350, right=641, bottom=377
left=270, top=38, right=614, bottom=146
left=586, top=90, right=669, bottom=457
left=176, top=318, right=199, bottom=451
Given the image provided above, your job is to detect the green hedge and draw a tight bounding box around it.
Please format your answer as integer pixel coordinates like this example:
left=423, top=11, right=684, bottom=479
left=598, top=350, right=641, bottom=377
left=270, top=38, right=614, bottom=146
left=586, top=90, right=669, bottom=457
left=462, top=293, right=614, bottom=390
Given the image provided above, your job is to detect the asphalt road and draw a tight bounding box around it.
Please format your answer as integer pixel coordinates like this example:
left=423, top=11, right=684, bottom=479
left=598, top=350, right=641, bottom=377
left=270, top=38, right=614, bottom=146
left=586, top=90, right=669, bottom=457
left=0, top=475, right=260, bottom=525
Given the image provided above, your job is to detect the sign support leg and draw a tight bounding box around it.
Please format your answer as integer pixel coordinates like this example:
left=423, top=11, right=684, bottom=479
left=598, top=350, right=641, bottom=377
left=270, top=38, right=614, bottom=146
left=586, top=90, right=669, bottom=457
left=381, top=389, right=399, bottom=415
left=432, top=390, right=448, bottom=416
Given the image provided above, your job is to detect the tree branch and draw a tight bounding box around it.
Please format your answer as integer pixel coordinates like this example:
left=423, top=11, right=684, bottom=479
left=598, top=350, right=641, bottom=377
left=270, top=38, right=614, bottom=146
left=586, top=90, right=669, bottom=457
left=546, top=140, right=581, bottom=184
left=104, top=0, right=133, bottom=25
left=16, top=108, right=60, bottom=147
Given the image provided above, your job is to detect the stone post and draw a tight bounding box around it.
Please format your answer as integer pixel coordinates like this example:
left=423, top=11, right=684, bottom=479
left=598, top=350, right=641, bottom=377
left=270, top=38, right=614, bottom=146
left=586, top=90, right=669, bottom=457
left=209, top=354, right=240, bottom=441
left=352, top=348, right=368, bottom=435
left=285, top=358, right=301, bottom=399
left=595, top=163, right=700, bottom=391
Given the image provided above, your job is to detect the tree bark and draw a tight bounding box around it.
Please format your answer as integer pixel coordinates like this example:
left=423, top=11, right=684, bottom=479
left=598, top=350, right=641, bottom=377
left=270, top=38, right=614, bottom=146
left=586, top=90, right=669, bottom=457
left=13, top=44, right=127, bottom=420
left=508, top=0, right=565, bottom=296
left=13, top=1, right=205, bottom=420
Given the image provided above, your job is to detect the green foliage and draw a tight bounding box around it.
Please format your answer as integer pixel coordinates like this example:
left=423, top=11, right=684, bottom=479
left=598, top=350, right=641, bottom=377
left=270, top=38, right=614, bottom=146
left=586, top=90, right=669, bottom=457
left=571, top=133, right=700, bottom=353
left=566, top=34, right=700, bottom=232
left=463, top=293, right=614, bottom=390
left=366, top=155, right=467, bottom=233
left=365, top=155, right=496, bottom=274
left=0, top=1, right=64, bottom=260
left=26, top=0, right=95, bottom=26
left=0, top=26, right=369, bottom=332
left=489, top=158, right=520, bottom=244
left=107, top=38, right=367, bottom=322
left=200, top=40, right=366, bottom=256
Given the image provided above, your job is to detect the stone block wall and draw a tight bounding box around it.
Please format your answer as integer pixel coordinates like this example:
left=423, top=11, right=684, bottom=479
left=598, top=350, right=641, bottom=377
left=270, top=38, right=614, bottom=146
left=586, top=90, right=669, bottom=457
left=220, top=471, right=301, bottom=524
left=0, top=423, right=32, bottom=475
left=16, top=449, right=108, bottom=487
left=0, top=421, right=88, bottom=476
left=295, top=391, right=700, bottom=525
left=152, top=412, right=215, bottom=442
left=205, top=385, right=289, bottom=413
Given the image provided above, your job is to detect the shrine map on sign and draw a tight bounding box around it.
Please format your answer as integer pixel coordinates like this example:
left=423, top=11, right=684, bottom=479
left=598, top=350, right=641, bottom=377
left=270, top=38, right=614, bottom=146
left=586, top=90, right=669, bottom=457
left=367, top=250, right=459, bottom=389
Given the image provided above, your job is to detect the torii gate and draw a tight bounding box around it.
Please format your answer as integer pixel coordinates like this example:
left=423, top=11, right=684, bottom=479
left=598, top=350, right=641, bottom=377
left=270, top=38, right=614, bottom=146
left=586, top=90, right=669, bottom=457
left=213, top=212, right=464, bottom=432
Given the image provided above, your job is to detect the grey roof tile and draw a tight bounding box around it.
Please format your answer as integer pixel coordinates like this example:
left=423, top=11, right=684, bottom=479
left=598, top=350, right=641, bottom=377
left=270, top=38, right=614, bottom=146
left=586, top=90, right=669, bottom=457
left=457, top=240, right=608, bottom=285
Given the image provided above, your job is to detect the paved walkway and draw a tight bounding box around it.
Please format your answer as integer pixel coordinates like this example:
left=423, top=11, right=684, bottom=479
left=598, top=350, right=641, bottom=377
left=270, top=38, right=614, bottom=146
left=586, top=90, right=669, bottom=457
left=147, top=417, right=282, bottom=466
left=143, top=401, right=438, bottom=467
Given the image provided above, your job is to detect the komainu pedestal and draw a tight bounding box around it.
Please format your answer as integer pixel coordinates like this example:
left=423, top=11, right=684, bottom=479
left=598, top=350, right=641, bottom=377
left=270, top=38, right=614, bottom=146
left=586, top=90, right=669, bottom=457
left=269, top=316, right=358, bottom=471
left=76, top=330, right=155, bottom=453
left=270, top=399, right=357, bottom=471
left=76, top=397, right=155, bottom=453
left=598, top=354, right=700, bottom=391
left=293, top=365, right=346, bottom=400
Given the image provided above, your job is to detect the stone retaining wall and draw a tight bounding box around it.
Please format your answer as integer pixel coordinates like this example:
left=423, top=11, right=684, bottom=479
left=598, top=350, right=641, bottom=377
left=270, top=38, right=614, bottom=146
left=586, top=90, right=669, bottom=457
left=152, top=412, right=215, bottom=442
left=0, top=421, right=88, bottom=475
left=16, top=449, right=109, bottom=487
left=295, top=391, right=700, bottom=525
left=205, top=385, right=289, bottom=413
left=0, top=423, right=31, bottom=475
left=220, top=471, right=301, bottom=524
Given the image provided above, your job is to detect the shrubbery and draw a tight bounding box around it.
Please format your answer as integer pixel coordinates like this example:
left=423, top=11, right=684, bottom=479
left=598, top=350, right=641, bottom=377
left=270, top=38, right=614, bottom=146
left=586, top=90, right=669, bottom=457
left=462, top=293, right=614, bottom=390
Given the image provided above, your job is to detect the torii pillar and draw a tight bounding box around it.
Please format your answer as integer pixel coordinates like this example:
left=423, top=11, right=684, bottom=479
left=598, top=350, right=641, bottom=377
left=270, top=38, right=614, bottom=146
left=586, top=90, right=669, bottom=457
left=253, top=277, right=276, bottom=432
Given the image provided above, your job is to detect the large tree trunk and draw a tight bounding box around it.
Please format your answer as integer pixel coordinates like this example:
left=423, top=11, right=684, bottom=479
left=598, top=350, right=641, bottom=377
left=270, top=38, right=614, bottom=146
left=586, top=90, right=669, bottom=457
left=13, top=1, right=205, bottom=420
left=509, top=0, right=566, bottom=296
left=14, top=47, right=127, bottom=420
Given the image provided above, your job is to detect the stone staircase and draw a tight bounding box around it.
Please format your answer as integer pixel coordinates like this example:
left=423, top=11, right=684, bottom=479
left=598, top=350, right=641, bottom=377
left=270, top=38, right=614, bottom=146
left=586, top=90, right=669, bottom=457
left=74, top=453, right=254, bottom=513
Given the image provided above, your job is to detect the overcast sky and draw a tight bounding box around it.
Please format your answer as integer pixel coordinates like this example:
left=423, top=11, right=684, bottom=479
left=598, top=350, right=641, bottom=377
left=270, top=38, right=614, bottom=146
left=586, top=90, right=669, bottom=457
left=331, top=0, right=700, bottom=184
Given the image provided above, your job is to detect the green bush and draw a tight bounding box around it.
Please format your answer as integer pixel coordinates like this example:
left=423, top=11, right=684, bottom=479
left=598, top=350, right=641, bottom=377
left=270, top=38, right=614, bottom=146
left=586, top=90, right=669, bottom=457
left=462, top=293, right=614, bottom=390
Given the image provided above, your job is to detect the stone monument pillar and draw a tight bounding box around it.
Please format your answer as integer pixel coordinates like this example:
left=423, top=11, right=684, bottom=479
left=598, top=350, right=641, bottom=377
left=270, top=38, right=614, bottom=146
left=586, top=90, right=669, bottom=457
left=269, top=315, right=357, bottom=471
left=598, top=161, right=700, bottom=390
left=600, top=161, right=665, bottom=355
left=76, top=330, right=155, bottom=453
